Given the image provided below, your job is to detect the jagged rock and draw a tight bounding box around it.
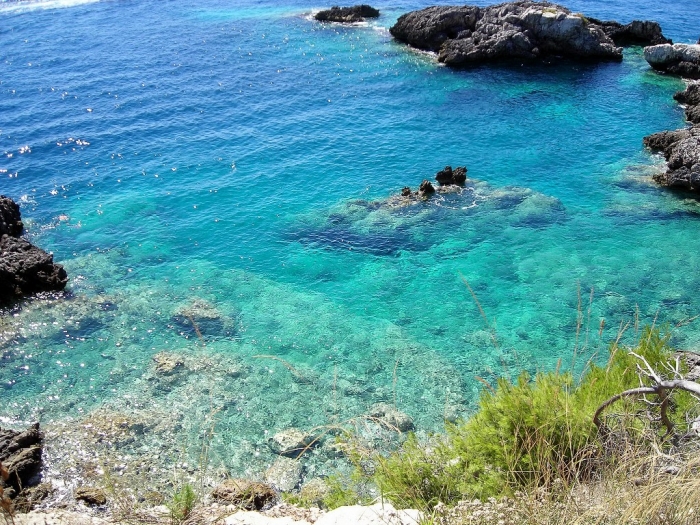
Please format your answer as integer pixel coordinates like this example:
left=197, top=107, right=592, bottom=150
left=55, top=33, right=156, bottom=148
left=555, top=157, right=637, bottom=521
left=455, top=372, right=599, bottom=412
left=435, top=166, right=468, bottom=185
left=0, top=196, right=23, bottom=237
left=12, top=483, right=54, bottom=513
left=0, top=236, right=68, bottom=300
left=315, top=5, right=379, bottom=23
left=211, top=479, right=277, bottom=510
left=418, top=180, right=435, bottom=194
left=264, top=457, right=303, bottom=492
left=152, top=351, right=185, bottom=375
left=390, top=1, right=629, bottom=67
left=75, top=487, right=107, bottom=506
left=644, top=44, right=700, bottom=79
left=400, top=187, right=412, bottom=197
left=0, top=423, right=43, bottom=498
left=268, top=429, right=317, bottom=459
left=368, top=403, right=414, bottom=432
left=590, top=19, right=670, bottom=46
left=645, top=127, right=700, bottom=190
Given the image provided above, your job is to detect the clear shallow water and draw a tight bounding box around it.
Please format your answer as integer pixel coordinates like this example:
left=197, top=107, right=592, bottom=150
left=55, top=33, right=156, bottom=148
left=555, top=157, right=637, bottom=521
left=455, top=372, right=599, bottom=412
left=2, top=0, right=700, bottom=480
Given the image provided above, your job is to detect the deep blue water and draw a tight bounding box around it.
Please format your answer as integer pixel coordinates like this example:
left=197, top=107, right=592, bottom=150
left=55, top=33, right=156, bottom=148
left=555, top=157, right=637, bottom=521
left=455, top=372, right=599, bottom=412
left=1, top=0, right=700, bottom=478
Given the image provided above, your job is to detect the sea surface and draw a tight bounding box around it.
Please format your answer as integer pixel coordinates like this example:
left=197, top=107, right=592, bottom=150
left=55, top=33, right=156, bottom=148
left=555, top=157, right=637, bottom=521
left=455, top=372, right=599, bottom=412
left=1, top=0, right=700, bottom=483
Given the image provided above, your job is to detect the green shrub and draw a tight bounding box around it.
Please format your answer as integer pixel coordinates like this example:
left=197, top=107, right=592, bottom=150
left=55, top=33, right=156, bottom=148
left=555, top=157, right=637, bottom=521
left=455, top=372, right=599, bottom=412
left=375, top=327, right=692, bottom=509
left=168, top=484, right=197, bottom=523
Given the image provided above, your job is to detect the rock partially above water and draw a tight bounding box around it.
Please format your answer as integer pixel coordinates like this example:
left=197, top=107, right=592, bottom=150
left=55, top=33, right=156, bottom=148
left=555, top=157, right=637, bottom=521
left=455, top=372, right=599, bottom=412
left=644, top=82, right=700, bottom=191
left=0, top=236, right=68, bottom=301
left=591, top=19, right=670, bottom=47
left=644, top=44, right=700, bottom=79
left=0, top=196, right=68, bottom=302
left=389, top=1, right=635, bottom=67
left=315, top=5, right=379, bottom=23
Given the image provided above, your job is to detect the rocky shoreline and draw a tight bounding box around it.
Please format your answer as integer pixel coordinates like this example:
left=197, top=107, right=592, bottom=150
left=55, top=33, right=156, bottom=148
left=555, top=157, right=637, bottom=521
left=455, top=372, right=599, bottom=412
left=389, top=1, right=668, bottom=67
left=0, top=196, right=68, bottom=303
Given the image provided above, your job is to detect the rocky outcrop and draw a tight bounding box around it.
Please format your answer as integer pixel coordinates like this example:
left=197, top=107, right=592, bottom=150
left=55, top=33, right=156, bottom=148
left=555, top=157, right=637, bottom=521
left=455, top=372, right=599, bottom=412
left=268, top=429, right=317, bottom=459
left=0, top=196, right=23, bottom=237
left=315, top=5, right=379, bottom=23
left=388, top=1, right=652, bottom=67
left=644, top=44, right=700, bottom=79
left=644, top=82, right=700, bottom=191
left=211, top=479, right=277, bottom=510
left=590, top=19, right=670, bottom=46
left=0, top=196, right=68, bottom=302
left=0, top=423, right=43, bottom=500
left=435, top=166, right=468, bottom=185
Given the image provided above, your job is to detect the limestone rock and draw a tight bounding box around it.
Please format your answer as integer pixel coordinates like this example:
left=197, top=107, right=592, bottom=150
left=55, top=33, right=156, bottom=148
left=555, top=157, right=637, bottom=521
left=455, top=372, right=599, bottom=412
left=591, top=19, right=670, bottom=46
left=225, top=512, right=311, bottom=525
left=315, top=5, right=379, bottom=23
left=644, top=44, right=700, bottom=79
left=389, top=1, right=627, bottom=67
left=368, top=403, right=415, bottom=432
left=211, top=479, right=277, bottom=510
left=315, top=502, right=422, bottom=525
left=645, top=126, right=700, bottom=190
left=264, top=457, right=303, bottom=492
left=268, top=429, right=317, bottom=458
left=75, top=486, right=107, bottom=506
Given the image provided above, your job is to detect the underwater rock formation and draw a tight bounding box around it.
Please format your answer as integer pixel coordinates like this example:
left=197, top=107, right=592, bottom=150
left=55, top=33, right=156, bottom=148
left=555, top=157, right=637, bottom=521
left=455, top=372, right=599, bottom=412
left=315, top=5, right=379, bottom=23
left=0, top=196, right=68, bottom=302
left=389, top=1, right=667, bottom=67
left=644, top=44, right=700, bottom=79
left=644, top=82, right=700, bottom=190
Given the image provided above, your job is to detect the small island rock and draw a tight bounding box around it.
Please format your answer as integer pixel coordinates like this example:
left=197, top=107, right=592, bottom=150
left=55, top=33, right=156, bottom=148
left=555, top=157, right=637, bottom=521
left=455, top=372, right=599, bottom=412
left=315, top=5, right=379, bottom=23
left=0, top=196, right=23, bottom=237
left=644, top=44, right=700, bottom=79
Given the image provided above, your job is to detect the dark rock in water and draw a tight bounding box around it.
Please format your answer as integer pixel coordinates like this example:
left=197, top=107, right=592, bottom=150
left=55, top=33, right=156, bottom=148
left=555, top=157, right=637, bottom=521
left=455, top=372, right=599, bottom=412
left=400, top=187, right=412, bottom=197
left=0, top=423, right=43, bottom=499
left=390, top=1, right=626, bottom=67
left=0, top=196, right=23, bottom=238
left=315, top=5, right=379, bottom=23
left=0, top=236, right=68, bottom=301
left=674, top=82, right=700, bottom=106
left=644, top=44, right=700, bottom=79
left=288, top=225, right=427, bottom=256
left=419, top=180, right=435, bottom=194
left=435, top=165, right=468, bottom=185
left=645, top=127, right=700, bottom=190
left=590, top=19, right=670, bottom=46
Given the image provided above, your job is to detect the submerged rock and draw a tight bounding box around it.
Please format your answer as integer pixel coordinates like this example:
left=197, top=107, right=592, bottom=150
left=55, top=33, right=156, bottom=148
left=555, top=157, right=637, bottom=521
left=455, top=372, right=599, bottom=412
left=170, top=298, right=231, bottom=340
left=268, top=428, right=318, bottom=459
left=152, top=351, right=185, bottom=375
left=315, top=5, right=379, bottom=23
left=368, top=403, right=414, bottom=432
left=644, top=44, right=700, bottom=79
left=389, top=1, right=633, bottom=67
left=264, top=457, right=303, bottom=492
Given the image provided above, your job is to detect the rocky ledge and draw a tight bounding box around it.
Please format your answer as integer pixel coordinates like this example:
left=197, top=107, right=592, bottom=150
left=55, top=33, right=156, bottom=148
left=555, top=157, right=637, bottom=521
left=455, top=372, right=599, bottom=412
left=1, top=424, right=44, bottom=505
left=644, top=43, right=700, bottom=80
left=643, top=76, right=700, bottom=190
left=0, top=196, right=68, bottom=302
left=315, top=5, right=379, bottom=23
left=389, top=1, right=668, bottom=67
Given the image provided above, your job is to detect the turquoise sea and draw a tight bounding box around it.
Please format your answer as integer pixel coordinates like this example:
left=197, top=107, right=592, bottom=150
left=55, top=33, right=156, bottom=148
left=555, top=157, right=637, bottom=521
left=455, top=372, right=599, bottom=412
left=2, top=0, right=700, bottom=484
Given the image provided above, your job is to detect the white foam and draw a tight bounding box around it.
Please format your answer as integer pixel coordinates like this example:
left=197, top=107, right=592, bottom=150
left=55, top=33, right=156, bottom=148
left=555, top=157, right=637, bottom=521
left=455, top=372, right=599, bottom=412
left=0, top=0, right=99, bottom=15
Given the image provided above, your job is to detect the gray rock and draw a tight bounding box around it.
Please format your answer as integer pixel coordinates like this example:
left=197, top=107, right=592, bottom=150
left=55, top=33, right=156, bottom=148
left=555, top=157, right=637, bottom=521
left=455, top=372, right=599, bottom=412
left=645, top=127, right=700, bottom=190
left=268, top=429, right=318, bottom=459
left=152, top=352, right=185, bottom=375
left=368, top=403, right=414, bottom=432
left=315, top=5, right=379, bottom=23
left=644, top=44, right=700, bottom=79
left=211, top=479, right=277, bottom=510
left=0, top=423, right=43, bottom=498
left=390, top=1, right=625, bottom=67
left=590, top=19, right=670, bottom=46
left=264, top=457, right=303, bottom=492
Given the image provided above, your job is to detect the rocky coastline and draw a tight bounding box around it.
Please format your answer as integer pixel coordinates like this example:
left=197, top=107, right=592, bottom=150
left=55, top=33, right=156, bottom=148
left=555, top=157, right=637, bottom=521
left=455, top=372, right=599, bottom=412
left=0, top=196, right=68, bottom=303
left=314, top=5, right=379, bottom=24
left=389, top=1, right=668, bottom=67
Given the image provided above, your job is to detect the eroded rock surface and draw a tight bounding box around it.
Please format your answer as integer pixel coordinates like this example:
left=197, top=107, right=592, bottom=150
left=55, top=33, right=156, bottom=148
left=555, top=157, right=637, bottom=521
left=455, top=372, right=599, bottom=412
left=211, top=479, right=277, bottom=510
left=315, top=5, right=379, bottom=23
left=0, top=423, right=43, bottom=499
left=389, top=1, right=652, bottom=67
left=645, top=44, right=700, bottom=79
